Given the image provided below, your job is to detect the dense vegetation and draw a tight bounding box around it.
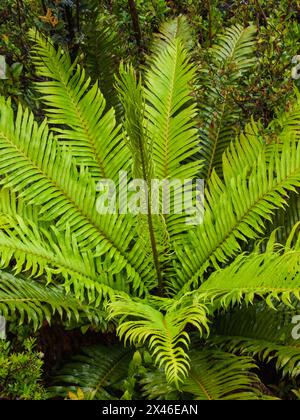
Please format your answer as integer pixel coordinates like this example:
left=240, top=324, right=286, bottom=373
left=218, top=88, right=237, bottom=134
left=1, top=0, right=300, bottom=401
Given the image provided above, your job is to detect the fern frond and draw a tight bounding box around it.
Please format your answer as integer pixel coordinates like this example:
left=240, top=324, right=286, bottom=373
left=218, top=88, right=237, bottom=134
left=270, top=89, right=300, bottom=141
left=0, top=188, right=40, bottom=222
left=117, top=40, right=201, bottom=290
left=0, top=270, right=96, bottom=330
left=145, top=38, right=199, bottom=182
left=29, top=29, right=128, bottom=182
left=198, top=245, right=300, bottom=310
left=117, top=63, right=153, bottom=181
left=142, top=349, right=269, bottom=400
left=84, top=16, right=122, bottom=117
left=108, top=295, right=209, bottom=387
left=222, top=119, right=265, bottom=184
left=210, top=305, right=300, bottom=378
left=176, top=137, right=300, bottom=292
left=264, top=189, right=300, bottom=246
left=49, top=344, right=132, bottom=400
left=151, top=16, right=194, bottom=54
left=0, top=98, right=155, bottom=294
left=198, top=24, right=257, bottom=179
left=144, top=38, right=201, bottom=252
left=0, top=215, right=122, bottom=304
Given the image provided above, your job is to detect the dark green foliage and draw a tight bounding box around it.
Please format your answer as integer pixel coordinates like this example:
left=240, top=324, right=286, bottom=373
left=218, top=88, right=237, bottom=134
left=210, top=304, right=300, bottom=378
left=0, top=338, right=47, bottom=400
left=49, top=345, right=133, bottom=400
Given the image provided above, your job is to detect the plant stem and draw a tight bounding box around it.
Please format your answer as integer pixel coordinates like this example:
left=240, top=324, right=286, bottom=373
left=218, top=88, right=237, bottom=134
left=128, top=0, right=142, bottom=48
left=254, top=0, right=268, bottom=25
left=76, top=0, right=80, bottom=34
left=41, top=0, right=47, bottom=14
left=138, top=134, right=164, bottom=295
left=207, top=0, right=213, bottom=46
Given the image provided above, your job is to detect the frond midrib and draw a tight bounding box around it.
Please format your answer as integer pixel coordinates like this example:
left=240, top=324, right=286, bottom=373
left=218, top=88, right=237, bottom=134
left=223, top=26, right=251, bottom=67
left=161, top=43, right=178, bottom=180
left=90, top=350, right=132, bottom=398
left=188, top=369, right=213, bottom=400
left=206, top=96, right=228, bottom=179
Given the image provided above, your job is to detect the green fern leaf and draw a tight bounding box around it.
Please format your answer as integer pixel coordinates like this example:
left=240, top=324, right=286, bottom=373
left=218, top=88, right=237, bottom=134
left=49, top=344, right=132, bottom=400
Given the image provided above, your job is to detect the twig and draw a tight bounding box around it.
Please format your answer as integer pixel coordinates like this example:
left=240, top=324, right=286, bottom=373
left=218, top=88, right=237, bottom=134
left=207, top=0, right=213, bottom=46
left=40, top=0, right=47, bottom=14
left=128, top=0, right=142, bottom=48
left=76, top=0, right=80, bottom=34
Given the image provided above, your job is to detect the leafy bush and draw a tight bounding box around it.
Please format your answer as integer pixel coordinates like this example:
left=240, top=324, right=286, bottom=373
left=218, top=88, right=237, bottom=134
left=0, top=338, right=47, bottom=400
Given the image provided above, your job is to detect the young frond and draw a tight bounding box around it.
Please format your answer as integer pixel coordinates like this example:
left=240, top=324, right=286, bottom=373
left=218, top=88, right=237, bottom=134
left=108, top=295, right=209, bottom=387
left=271, top=89, right=300, bottom=141
left=145, top=38, right=199, bottom=182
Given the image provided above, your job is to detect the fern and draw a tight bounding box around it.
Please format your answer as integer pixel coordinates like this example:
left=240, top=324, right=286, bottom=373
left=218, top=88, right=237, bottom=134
left=197, top=241, right=300, bottom=310
left=0, top=97, right=155, bottom=296
left=108, top=295, right=209, bottom=387
left=29, top=30, right=127, bottom=182
left=0, top=22, right=299, bottom=395
left=176, top=137, right=300, bottom=292
left=141, top=349, right=271, bottom=400
left=266, top=92, right=300, bottom=243
left=49, top=344, right=132, bottom=400
left=151, top=15, right=194, bottom=54
left=0, top=271, right=97, bottom=330
left=198, top=24, right=257, bottom=179
left=209, top=304, right=300, bottom=378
